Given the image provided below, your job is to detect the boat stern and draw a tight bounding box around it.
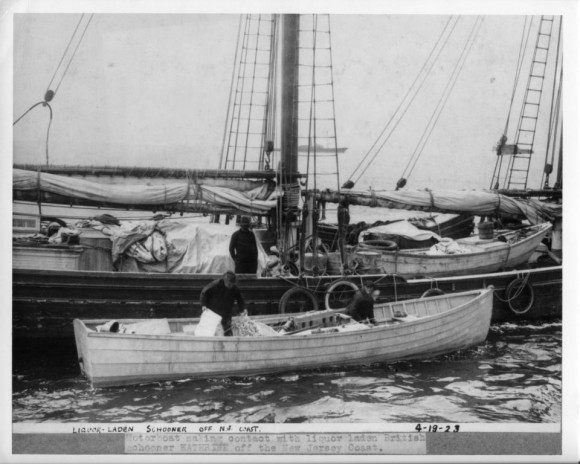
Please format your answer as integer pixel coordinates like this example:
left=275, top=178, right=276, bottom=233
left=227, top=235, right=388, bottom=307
left=73, top=319, right=94, bottom=384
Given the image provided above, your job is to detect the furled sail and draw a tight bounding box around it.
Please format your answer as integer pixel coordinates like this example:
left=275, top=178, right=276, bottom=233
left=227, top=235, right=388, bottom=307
left=13, top=169, right=279, bottom=214
left=14, top=169, right=189, bottom=205
left=313, top=189, right=561, bottom=225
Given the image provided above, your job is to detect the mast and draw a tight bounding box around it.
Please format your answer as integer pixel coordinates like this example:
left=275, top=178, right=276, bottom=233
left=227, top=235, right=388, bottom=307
left=275, top=15, right=302, bottom=263
left=280, top=14, right=299, bottom=178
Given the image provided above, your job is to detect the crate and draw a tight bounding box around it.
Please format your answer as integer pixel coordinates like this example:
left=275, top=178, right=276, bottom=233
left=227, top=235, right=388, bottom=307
left=13, top=213, right=40, bottom=236
left=13, top=245, right=83, bottom=271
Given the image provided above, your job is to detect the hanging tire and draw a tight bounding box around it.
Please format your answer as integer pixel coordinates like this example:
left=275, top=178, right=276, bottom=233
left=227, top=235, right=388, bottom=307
left=359, top=239, right=398, bottom=251
left=279, top=287, right=319, bottom=314
left=505, top=278, right=535, bottom=315
left=325, top=280, right=359, bottom=310
left=421, top=288, right=445, bottom=298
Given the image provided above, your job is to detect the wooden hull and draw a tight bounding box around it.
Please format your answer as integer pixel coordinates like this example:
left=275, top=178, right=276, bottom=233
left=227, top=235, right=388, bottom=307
left=73, top=289, right=493, bottom=387
left=12, top=264, right=562, bottom=339
left=371, top=223, right=551, bottom=278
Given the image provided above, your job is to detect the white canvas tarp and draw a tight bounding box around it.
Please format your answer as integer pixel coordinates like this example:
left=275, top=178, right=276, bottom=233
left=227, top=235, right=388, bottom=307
left=359, top=221, right=441, bottom=242
left=91, top=219, right=268, bottom=274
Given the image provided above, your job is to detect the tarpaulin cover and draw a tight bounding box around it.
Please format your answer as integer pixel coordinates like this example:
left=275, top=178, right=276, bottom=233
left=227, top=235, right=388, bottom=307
left=91, top=219, right=268, bottom=274
left=359, top=221, right=441, bottom=243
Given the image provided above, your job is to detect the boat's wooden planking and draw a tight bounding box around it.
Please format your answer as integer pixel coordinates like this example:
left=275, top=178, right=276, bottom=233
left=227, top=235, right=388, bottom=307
left=74, top=289, right=492, bottom=387
left=374, top=223, right=551, bottom=278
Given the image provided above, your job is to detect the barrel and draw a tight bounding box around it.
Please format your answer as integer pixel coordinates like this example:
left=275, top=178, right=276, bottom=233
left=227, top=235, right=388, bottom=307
left=303, top=252, right=328, bottom=272
left=78, top=228, right=114, bottom=271
left=353, top=250, right=380, bottom=269
left=326, top=252, right=343, bottom=275
left=477, top=221, right=494, bottom=240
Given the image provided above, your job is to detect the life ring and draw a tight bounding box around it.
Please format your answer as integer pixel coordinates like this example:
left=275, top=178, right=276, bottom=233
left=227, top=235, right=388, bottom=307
left=359, top=239, right=398, bottom=251
left=324, top=280, right=359, bottom=310
left=505, top=278, right=535, bottom=315
left=421, top=288, right=445, bottom=298
left=279, top=287, right=319, bottom=314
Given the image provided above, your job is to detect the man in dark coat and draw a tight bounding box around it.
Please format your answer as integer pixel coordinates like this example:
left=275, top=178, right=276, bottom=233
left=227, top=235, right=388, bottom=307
left=229, top=216, right=258, bottom=274
left=345, top=281, right=376, bottom=324
left=200, top=271, right=246, bottom=336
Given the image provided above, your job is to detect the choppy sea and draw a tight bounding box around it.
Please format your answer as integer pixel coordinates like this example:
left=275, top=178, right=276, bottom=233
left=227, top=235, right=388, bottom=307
left=12, top=321, right=561, bottom=424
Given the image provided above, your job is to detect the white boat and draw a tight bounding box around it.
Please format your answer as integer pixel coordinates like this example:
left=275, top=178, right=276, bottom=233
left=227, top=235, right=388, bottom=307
left=358, top=222, right=551, bottom=278
left=73, top=287, right=493, bottom=388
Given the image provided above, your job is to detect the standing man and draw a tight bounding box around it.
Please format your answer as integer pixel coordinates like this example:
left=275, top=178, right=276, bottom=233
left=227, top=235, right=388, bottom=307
left=345, top=281, right=376, bottom=324
left=229, top=216, right=258, bottom=274
left=200, top=271, right=246, bottom=336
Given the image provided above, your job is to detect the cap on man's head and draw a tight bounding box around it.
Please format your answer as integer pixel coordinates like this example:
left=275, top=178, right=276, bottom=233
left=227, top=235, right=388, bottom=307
left=223, top=271, right=237, bottom=284
left=363, top=281, right=375, bottom=290
left=240, top=216, right=251, bottom=225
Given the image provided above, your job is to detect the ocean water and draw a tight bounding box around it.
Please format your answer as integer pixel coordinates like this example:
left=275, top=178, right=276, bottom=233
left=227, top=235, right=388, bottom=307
left=12, top=321, right=561, bottom=424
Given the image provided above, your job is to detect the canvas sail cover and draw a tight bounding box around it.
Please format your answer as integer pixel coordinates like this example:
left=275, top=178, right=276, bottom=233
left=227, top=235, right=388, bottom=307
left=13, top=169, right=279, bottom=213
left=319, top=189, right=561, bottom=225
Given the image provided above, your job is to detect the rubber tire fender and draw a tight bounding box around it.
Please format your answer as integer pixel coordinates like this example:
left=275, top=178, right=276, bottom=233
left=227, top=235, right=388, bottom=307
left=279, top=287, right=319, bottom=314
left=359, top=239, right=398, bottom=251
left=505, top=278, right=535, bottom=315
left=421, top=288, right=445, bottom=298
left=324, top=280, right=360, bottom=310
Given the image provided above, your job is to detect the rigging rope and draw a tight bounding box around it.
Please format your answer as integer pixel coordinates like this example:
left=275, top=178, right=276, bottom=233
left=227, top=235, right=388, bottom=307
left=344, top=16, right=458, bottom=188
left=304, top=14, right=319, bottom=192
left=219, top=15, right=243, bottom=170
left=45, top=14, right=86, bottom=94
left=541, top=17, right=562, bottom=189
left=505, top=16, right=533, bottom=137
left=402, top=17, right=485, bottom=184
left=326, top=15, right=342, bottom=193
left=501, top=16, right=542, bottom=190
left=242, top=14, right=265, bottom=170
left=262, top=16, right=279, bottom=170
left=490, top=16, right=532, bottom=190
left=548, top=68, right=563, bottom=170
left=53, top=14, right=94, bottom=96
left=231, top=16, right=252, bottom=170
left=13, top=14, right=94, bottom=166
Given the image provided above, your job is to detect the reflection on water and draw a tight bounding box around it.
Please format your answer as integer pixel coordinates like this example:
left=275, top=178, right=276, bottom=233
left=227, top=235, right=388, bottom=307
left=13, top=321, right=561, bottom=424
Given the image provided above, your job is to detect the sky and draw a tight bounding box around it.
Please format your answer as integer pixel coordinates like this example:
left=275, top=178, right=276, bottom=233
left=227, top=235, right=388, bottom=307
left=9, top=7, right=571, bottom=192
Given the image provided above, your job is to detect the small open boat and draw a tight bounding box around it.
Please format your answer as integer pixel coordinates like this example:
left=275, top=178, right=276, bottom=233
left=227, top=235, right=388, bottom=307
left=360, top=222, right=551, bottom=278
left=73, top=288, right=493, bottom=388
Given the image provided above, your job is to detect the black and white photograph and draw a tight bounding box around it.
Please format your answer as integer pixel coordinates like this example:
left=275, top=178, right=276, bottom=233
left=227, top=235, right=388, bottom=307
left=3, top=0, right=578, bottom=461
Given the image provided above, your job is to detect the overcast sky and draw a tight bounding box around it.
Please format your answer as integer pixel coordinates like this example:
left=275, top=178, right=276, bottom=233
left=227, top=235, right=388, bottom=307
left=9, top=5, right=572, bottom=192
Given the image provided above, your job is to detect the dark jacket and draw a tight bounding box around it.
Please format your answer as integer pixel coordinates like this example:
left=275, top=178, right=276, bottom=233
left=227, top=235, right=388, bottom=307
left=345, top=290, right=375, bottom=323
left=229, top=229, right=258, bottom=264
left=200, top=279, right=245, bottom=320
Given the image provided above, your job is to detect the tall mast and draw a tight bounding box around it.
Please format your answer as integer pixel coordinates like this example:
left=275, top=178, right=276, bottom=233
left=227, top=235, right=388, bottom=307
left=280, top=14, right=299, bottom=179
